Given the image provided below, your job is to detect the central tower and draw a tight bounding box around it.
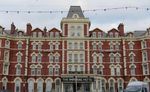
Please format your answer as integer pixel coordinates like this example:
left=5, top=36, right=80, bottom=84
left=61, top=6, right=90, bottom=37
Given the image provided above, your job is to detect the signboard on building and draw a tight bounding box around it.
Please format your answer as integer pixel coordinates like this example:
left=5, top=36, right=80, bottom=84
left=62, top=77, right=94, bottom=83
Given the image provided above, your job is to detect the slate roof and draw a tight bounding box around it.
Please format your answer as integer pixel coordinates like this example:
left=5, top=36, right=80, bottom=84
left=67, top=6, right=84, bottom=18
left=133, top=30, right=146, bottom=37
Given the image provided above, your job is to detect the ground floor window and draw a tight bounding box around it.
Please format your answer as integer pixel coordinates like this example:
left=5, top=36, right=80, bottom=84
left=46, top=79, right=52, bottom=92
left=28, top=79, right=34, bottom=92
left=15, top=79, right=21, bottom=92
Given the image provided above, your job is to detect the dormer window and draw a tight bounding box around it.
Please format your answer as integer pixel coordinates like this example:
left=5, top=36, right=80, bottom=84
left=72, top=14, right=79, bottom=18
left=109, top=32, right=113, bottom=37
left=38, top=32, right=42, bottom=38
left=115, top=32, right=118, bottom=37
left=55, top=32, right=59, bottom=37
left=92, top=32, right=96, bottom=37
left=18, top=32, right=23, bottom=36
left=98, top=32, right=102, bottom=38
left=33, top=32, right=37, bottom=37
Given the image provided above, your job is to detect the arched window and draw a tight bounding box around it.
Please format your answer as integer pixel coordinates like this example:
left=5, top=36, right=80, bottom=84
left=55, top=79, right=61, bottom=92
left=37, top=79, right=43, bottom=92
left=55, top=43, right=59, bottom=50
left=142, top=64, right=149, bottom=75
left=99, top=53, right=103, bottom=63
left=32, top=43, right=36, bottom=50
left=93, top=65, right=97, bottom=74
left=5, top=40, right=10, bottom=48
left=46, top=79, right=52, bottom=92
left=129, top=54, right=134, bottom=63
left=17, top=53, right=22, bottom=63
left=4, top=51, right=9, bottom=62
left=130, top=65, right=136, bottom=76
left=49, top=43, right=53, bottom=50
left=142, top=41, right=147, bottom=49
left=28, top=79, right=34, bottom=92
left=110, top=66, right=115, bottom=76
left=129, top=43, right=134, bottom=50
left=98, top=43, right=102, bottom=50
left=16, top=65, right=21, bottom=75
left=118, top=79, right=123, bottom=92
left=116, top=54, right=120, bottom=63
left=55, top=55, right=59, bottom=62
left=115, top=44, right=119, bottom=50
left=110, top=44, right=114, bottom=51
left=142, top=52, right=147, bottom=62
left=2, top=78, right=7, bottom=90
left=38, top=43, right=42, bottom=50
left=37, top=66, right=41, bottom=75
left=49, top=53, right=53, bottom=62
left=49, top=66, right=53, bottom=75
left=18, top=42, right=22, bottom=50
left=109, top=79, right=115, bottom=92
left=3, top=63, right=8, bottom=74
left=116, top=66, right=120, bottom=76
left=55, top=66, right=59, bottom=75
left=32, top=54, right=36, bottom=63
left=98, top=66, right=103, bottom=75
left=37, top=53, right=42, bottom=63
left=98, top=79, right=106, bottom=92
left=93, top=54, right=97, bottom=63
left=15, top=79, right=21, bottom=92
left=31, top=66, right=35, bottom=75
left=110, top=54, right=114, bottom=63
left=101, top=79, right=106, bottom=92
left=92, top=42, right=97, bottom=49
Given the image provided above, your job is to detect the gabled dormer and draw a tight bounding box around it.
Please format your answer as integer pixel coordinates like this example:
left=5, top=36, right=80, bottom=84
left=49, top=28, right=61, bottom=38
left=90, top=28, right=105, bottom=38
left=61, top=6, right=90, bottom=37
left=108, top=28, right=119, bottom=37
left=32, top=28, right=43, bottom=38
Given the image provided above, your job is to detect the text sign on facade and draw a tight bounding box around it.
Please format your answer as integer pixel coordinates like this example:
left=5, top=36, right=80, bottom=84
left=62, top=77, right=94, bottom=82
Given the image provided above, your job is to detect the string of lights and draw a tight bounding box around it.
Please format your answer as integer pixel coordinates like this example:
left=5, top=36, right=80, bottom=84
left=0, top=6, right=149, bottom=14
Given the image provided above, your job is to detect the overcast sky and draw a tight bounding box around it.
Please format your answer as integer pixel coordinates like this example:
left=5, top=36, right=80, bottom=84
left=0, top=0, right=150, bottom=32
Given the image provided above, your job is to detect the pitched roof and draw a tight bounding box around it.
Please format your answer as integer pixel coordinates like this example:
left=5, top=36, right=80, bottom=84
left=133, top=30, right=146, bottom=37
left=67, top=6, right=84, bottom=18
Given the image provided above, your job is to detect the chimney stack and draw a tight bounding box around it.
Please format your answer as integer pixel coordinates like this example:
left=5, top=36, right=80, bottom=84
left=26, top=23, right=32, bottom=35
left=118, top=23, right=124, bottom=36
left=11, top=22, right=16, bottom=34
left=44, top=27, right=47, bottom=37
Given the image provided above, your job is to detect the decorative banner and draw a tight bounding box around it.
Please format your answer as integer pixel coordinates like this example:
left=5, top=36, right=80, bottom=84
left=0, top=6, right=149, bottom=14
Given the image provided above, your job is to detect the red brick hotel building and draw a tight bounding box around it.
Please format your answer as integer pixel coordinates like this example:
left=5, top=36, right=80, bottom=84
left=0, top=6, right=150, bottom=92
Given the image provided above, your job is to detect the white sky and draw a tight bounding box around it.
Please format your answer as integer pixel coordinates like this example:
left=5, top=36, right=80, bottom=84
left=0, top=0, right=150, bottom=32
